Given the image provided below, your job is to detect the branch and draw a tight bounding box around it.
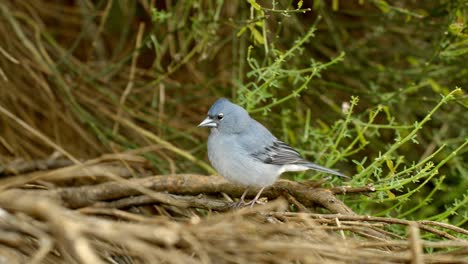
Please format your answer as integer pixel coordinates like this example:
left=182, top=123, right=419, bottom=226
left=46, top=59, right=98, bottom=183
left=330, top=184, right=376, bottom=195
left=1, top=174, right=355, bottom=214
left=0, top=159, right=73, bottom=175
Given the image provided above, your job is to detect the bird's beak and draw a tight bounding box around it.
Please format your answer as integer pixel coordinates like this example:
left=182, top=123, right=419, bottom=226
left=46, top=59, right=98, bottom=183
left=198, top=117, right=217, bottom=128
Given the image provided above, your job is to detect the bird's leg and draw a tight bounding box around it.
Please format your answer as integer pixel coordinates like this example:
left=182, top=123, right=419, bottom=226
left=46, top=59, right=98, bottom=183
left=230, top=188, right=249, bottom=208
left=245, top=187, right=266, bottom=208
left=231, top=187, right=266, bottom=208
left=239, top=188, right=249, bottom=203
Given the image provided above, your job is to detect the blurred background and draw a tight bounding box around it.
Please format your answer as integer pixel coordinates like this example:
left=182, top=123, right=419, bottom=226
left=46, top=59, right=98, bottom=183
left=0, top=0, right=466, bottom=226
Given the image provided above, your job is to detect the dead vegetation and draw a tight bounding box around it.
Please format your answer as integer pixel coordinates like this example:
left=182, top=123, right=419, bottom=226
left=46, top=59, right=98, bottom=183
left=0, top=159, right=467, bottom=264
left=0, top=0, right=467, bottom=263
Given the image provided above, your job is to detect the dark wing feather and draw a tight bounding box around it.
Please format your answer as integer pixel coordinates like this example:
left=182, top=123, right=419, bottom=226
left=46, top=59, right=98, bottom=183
left=250, top=140, right=308, bottom=165
left=250, top=140, right=349, bottom=178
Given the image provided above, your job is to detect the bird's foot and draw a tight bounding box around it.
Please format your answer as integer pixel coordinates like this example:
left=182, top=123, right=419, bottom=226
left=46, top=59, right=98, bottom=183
left=244, top=197, right=267, bottom=208
left=230, top=199, right=248, bottom=208
left=229, top=197, right=267, bottom=208
left=229, top=187, right=267, bottom=208
left=229, top=189, right=250, bottom=208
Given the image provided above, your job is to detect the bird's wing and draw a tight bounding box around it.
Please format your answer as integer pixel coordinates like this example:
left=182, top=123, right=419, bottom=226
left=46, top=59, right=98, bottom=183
left=250, top=139, right=306, bottom=165
left=250, top=139, right=349, bottom=178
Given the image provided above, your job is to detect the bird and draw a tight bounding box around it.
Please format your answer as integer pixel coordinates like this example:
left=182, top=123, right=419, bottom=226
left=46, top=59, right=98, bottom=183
left=198, top=98, right=348, bottom=207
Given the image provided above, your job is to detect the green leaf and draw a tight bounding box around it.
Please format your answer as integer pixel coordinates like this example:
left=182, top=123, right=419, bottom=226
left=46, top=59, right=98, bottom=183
left=332, top=0, right=339, bottom=11
left=386, top=159, right=395, bottom=174
left=237, top=26, right=248, bottom=37
left=248, top=0, right=261, bottom=11
left=374, top=0, right=390, bottom=13
left=249, top=25, right=265, bottom=45
left=440, top=39, right=468, bottom=58
left=298, top=0, right=304, bottom=9
left=387, top=190, right=396, bottom=199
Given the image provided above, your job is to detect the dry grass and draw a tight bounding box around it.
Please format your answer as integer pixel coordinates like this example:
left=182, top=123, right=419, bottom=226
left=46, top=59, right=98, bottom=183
left=0, top=1, right=467, bottom=263
left=0, top=160, right=467, bottom=264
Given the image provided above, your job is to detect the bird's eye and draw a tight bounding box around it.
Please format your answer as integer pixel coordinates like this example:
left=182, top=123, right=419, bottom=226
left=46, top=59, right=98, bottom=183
left=217, top=113, right=224, bottom=120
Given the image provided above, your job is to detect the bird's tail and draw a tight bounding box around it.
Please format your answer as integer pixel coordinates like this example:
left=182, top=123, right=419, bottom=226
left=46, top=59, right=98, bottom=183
left=305, top=162, right=349, bottom=178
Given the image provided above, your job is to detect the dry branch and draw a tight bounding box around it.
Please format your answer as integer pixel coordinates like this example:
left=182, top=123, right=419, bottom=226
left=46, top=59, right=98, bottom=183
left=0, top=158, right=74, bottom=175
left=0, top=0, right=467, bottom=263
left=1, top=174, right=356, bottom=214
left=268, top=212, right=467, bottom=241
left=0, top=162, right=465, bottom=264
left=0, top=191, right=467, bottom=264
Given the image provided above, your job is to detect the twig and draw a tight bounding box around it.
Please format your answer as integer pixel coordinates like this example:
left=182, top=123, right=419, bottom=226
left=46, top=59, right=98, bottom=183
left=0, top=191, right=104, bottom=264
left=78, top=207, right=169, bottom=223
left=15, top=175, right=354, bottom=214
left=284, top=192, right=310, bottom=212
left=90, top=193, right=232, bottom=211
left=0, top=159, right=73, bottom=175
left=0, top=104, right=80, bottom=164
left=419, top=220, right=468, bottom=236
left=0, top=211, right=53, bottom=264
left=330, top=184, right=376, bottom=195
left=269, top=213, right=463, bottom=240
left=1, top=190, right=467, bottom=263
left=112, top=22, right=145, bottom=135
left=408, top=223, right=424, bottom=264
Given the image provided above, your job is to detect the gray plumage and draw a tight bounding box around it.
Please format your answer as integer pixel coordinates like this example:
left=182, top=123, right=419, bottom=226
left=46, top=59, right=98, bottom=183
left=198, top=98, right=347, bottom=189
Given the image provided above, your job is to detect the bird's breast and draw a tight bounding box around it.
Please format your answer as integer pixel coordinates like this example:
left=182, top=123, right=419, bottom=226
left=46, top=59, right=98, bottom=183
left=207, top=133, right=281, bottom=187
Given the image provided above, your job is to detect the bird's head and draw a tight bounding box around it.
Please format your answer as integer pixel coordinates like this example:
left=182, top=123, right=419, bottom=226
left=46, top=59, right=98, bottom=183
left=198, top=98, right=250, bottom=134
